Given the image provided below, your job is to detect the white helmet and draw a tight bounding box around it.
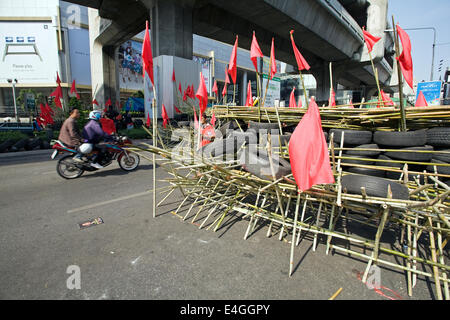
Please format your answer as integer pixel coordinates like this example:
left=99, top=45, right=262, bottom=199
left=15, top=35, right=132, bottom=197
left=79, top=143, right=93, bottom=154
left=89, top=110, right=102, bottom=121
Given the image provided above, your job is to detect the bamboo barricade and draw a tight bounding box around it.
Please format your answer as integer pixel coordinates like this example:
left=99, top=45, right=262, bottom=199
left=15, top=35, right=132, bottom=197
left=126, top=104, right=450, bottom=300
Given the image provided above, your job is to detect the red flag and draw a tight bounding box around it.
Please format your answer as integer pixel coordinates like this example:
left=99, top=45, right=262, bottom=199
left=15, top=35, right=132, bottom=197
left=211, top=112, right=216, bottom=127
left=290, top=30, right=310, bottom=71
left=190, top=84, right=196, bottom=99
left=212, top=80, right=218, bottom=97
left=56, top=72, right=61, bottom=85
left=362, top=28, right=381, bottom=53
left=142, top=20, right=154, bottom=85
left=289, top=97, right=335, bottom=192
left=269, top=37, right=277, bottom=80
left=174, top=105, right=182, bottom=114
left=146, top=113, right=151, bottom=127
left=289, top=87, right=297, bottom=108
left=92, top=99, right=99, bottom=106
left=105, top=98, right=112, bottom=107
left=415, top=91, right=428, bottom=107
left=396, top=25, right=414, bottom=89
left=222, top=83, right=228, bottom=97
left=70, top=80, right=80, bottom=100
left=380, top=90, right=394, bottom=106
left=196, top=72, right=208, bottom=116
left=228, top=35, right=238, bottom=84
left=50, top=73, right=63, bottom=109
left=224, top=66, right=230, bottom=85
left=45, top=103, right=54, bottom=116
left=349, top=99, right=354, bottom=109
left=250, top=31, right=263, bottom=72
left=193, top=106, right=199, bottom=130
left=328, top=89, right=336, bottom=107
left=179, top=83, right=182, bottom=94
left=162, top=104, right=169, bottom=128
left=183, top=88, right=188, bottom=101
left=245, top=80, right=253, bottom=106
left=172, top=70, right=176, bottom=82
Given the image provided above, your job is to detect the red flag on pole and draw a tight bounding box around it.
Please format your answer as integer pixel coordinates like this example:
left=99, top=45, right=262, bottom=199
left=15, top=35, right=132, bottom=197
left=92, top=99, right=99, bottom=106
left=70, top=80, right=80, bottom=100
left=142, top=20, right=154, bottom=85
left=362, top=28, right=381, bottom=53
left=162, top=104, right=169, bottom=128
left=224, top=66, right=230, bottom=85
left=56, top=72, right=61, bottom=85
left=45, top=103, right=54, bottom=116
left=228, top=36, right=238, bottom=84
left=146, top=112, right=151, bottom=127
left=415, top=91, right=428, bottom=107
left=174, top=105, right=182, bottom=114
left=245, top=80, right=253, bottom=107
left=212, top=80, right=218, bottom=97
left=396, top=24, right=414, bottom=89
left=289, top=87, right=297, bottom=108
left=105, top=98, right=112, bottom=107
left=196, top=72, right=208, bottom=116
left=193, top=106, right=199, bottom=130
left=328, top=89, right=336, bottom=107
left=380, top=90, right=394, bottom=106
left=222, top=83, right=228, bottom=97
left=211, top=112, right=216, bottom=127
left=290, top=30, right=310, bottom=71
left=172, top=70, right=176, bottom=82
left=179, top=83, right=182, bottom=94
left=50, top=72, right=63, bottom=109
left=269, top=37, right=277, bottom=80
left=289, top=97, right=335, bottom=192
left=250, top=31, right=263, bottom=72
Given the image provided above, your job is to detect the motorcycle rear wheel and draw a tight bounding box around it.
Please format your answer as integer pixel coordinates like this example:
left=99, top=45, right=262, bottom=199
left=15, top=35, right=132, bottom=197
left=118, top=152, right=140, bottom=171
left=57, top=155, right=84, bottom=179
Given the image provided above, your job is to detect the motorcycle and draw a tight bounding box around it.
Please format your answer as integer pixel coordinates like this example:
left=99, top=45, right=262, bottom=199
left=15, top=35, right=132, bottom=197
left=51, top=136, right=140, bottom=179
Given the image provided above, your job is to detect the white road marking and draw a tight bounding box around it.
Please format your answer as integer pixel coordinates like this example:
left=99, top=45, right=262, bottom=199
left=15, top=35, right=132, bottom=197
left=67, top=191, right=150, bottom=214
left=131, top=256, right=141, bottom=265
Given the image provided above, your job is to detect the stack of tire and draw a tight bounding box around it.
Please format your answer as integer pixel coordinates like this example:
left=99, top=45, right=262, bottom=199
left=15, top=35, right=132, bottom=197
left=0, top=137, right=49, bottom=153
left=426, top=127, right=450, bottom=185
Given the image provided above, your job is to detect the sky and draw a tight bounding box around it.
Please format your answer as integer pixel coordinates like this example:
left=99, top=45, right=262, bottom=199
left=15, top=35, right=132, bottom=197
left=388, top=0, right=450, bottom=82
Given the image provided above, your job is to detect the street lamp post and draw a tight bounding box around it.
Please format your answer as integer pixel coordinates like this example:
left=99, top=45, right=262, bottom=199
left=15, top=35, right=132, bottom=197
left=7, top=79, right=18, bottom=122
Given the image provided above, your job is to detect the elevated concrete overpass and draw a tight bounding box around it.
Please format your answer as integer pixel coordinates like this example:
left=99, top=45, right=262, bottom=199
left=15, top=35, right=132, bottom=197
left=66, top=0, right=394, bottom=106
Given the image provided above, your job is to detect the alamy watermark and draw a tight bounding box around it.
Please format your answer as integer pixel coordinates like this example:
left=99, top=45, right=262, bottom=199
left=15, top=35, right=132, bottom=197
left=66, top=265, right=81, bottom=290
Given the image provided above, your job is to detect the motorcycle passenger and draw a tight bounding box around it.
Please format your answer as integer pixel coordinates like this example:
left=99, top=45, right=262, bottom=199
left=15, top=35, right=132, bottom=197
left=82, top=110, right=114, bottom=169
left=58, top=107, right=84, bottom=162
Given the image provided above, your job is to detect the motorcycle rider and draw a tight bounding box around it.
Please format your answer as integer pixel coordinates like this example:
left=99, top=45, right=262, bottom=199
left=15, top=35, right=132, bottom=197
left=82, top=110, right=114, bottom=169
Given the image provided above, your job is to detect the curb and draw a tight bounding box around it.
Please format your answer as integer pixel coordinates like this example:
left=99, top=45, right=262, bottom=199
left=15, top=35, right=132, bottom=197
left=0, top=149, right=54, bottom=159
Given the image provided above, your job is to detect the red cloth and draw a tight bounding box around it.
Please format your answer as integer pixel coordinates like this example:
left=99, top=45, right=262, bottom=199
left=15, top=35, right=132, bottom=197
left=162, top=104, right=169, bottom=128
left=179, top=83, right=182, bottom=94
left=222, top=83, right=228, bottom=97
left=212, top=80, right=218, bottom=97
left=211, top=112, right=216, bottom=127
left=174, top=105, right=182, bottom=114
left=269, top=37, right=277, bottom=80
left=362, top=28, right=381, bottom=53
left=224, top=66, right=230, bottom=85
left=146, top=113, right=151, bottom=127
left=289, top=97, right=335, bottom=192
left=49, top=77, right=63, bottom=109
left=289, top=87, right=297, bottom=108
left=290, top=30, right=310, bottom=71
left=172, top=70, right=176, bottom=82
left=380, top=90, right=394, bottom=106
left=415, top=91, right=428, bottom=107
left=92, top=99, right=99, bottom=106
left=250, top=31, right=263, bottom=72
left=196, top=72, right=208, bottom=116
left=70, top=80, right=80, bottom=100
left=193, top=107, right=199, bottom=130
left=56, top=72, right=61, bottom=85
left=328, top=89, right=336, bottom=107
left=228, top=36, right=238, bottom=84
left=142, top=21, right=154, bottom=85
left=245, top=81, right=253, bottom=106
left=396, top=25, right=414, bottom=89
left=105, top=98, right=112, bottom=107
left=100, top=118, right=116, bottom=135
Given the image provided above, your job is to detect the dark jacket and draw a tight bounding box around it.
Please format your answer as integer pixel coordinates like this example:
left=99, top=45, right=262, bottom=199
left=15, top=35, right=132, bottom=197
left=58, top=117, right=82, bottom=148
left=82, top=120, right=110, bottom=144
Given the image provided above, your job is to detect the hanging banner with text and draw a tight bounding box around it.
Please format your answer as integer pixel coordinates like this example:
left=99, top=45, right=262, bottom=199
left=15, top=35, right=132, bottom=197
left=262, top=74, right=281, bottom=107
left=416, top=81, right=442, bottom=106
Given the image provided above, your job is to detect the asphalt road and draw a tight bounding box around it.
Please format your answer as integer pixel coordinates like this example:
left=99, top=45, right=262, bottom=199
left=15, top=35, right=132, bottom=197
left=0, top=147, right=436, bottom=300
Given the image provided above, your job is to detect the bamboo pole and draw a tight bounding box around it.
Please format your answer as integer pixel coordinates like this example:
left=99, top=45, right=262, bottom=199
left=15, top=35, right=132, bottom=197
left=289, top=192, right=302, bottom=277
left=392, top=16, right=407, bottom=132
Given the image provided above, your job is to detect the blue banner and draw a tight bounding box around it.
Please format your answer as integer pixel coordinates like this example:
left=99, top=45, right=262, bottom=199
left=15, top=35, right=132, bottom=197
left=416, top=81, right=442, bottom=106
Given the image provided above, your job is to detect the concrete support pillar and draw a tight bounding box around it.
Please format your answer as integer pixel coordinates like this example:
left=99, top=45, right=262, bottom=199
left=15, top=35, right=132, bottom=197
left=241, top=71, right=247, bottom=106
left=312, top=62, right=346, bottom=105
left=148, top=0, right=193, bottom=60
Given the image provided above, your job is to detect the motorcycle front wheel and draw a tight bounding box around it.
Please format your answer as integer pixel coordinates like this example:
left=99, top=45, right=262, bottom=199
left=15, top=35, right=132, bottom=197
left=57, top=155, right=84, bottom=179
left=118, top=152, right=140, bottom=171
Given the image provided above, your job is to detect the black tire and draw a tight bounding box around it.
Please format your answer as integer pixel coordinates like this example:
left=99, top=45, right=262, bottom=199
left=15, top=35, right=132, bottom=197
left=329, top=129, right=373, bottom=146
left=41, top=141, right=51, bottom=149
left=426, top=159, right=450, bottom=175
left=373, top=130, right=427, bottom=147
left=230, top=130, right=258, bottom=145
left=57, top=155, right=84, bottom=179
left=384, top=145, right=434, bottom=162
left=0, top=139, right=14, bottom=152
left=346, top=144, right=381, bottom=157
left=386, top=171, right=425, bottom=184
left=248, top=121, right=280, bottom=131
left=219, top=121, right=243, bottom=137
left=433, top=149, right=450, bottom=163
left=341, top=155, right=375, bottom=165
left=347, top=166, right=386, bottom=178
left=324, top=131, right=329, bottom=142
left=377, top=155, right=405, bottom=169
left=260, top=133, right=291, bottom=148
left=427, top=127, right=450, bottom=147
left=118, top=152, right=140, bottom=171
left=27, top=138, right=43, bottom=150
left=342, top=174, right=410, bottom=200
left=10, top=138, right=28, bottom=152
left=239, top=148, right=291, bottom=180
